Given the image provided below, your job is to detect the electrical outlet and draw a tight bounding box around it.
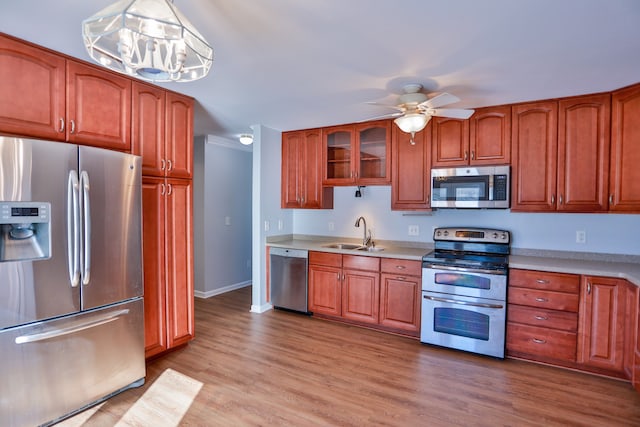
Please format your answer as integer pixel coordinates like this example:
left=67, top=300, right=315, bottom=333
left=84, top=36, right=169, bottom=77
left=408, top=225, right=419, bottom=236
left=576, top=230, right=586, bottom=244
left=328, top=221, right=335, bottom=231
left=278, top=219, right=283, bottom=231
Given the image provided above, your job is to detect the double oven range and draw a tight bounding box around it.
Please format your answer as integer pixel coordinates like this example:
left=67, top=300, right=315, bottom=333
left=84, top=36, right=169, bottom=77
left=421, top=227, right=510, bottom=358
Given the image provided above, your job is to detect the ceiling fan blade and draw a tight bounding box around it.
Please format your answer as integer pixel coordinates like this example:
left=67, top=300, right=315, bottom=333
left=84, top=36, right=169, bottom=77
left=430, top=108, right=475, bottom=119
left=420, top=92, right=460, bottom=109
left=365, top=101, right=405, bottom=112
left=357, top=111, right=404, bottom=122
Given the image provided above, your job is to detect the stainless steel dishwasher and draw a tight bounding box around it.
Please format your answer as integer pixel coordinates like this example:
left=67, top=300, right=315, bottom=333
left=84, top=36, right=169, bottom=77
left=269, top=247, right=309, bottom=313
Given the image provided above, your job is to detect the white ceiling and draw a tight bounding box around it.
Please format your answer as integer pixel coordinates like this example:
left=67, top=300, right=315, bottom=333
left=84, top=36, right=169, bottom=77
left=2, top=0, right=640, bottom=140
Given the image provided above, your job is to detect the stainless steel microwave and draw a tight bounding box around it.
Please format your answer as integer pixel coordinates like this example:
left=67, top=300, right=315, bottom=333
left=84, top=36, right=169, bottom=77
left=431, top=165, right=510, bottom=208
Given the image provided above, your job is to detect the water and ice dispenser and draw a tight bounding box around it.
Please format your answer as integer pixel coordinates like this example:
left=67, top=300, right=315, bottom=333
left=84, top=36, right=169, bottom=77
left=0, top=202, right=51, bottom=262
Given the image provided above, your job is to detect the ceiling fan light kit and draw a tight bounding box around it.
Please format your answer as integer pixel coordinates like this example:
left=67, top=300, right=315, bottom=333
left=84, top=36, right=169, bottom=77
left=367, top=84, right=475, bottom=144
left=239, top=134, right=254, bottom=145
left=82, top=0, right=214, bottom=82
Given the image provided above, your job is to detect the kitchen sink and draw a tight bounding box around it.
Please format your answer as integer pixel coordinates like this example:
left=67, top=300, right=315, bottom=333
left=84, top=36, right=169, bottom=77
left=321, top=243, right=364, bottom=250
left=357, top=246, right=384, bottom=252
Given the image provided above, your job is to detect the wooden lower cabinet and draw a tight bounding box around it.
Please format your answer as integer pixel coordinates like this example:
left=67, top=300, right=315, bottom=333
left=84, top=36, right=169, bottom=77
left=578, top=276, right=627, bottom=376
left=507, top=269, right=580, bottom=364
left=308, top=253, right=421, bottom=336
left=508, top=269, right=638, bottom=383
left=142, top=177, right=194, bottom=358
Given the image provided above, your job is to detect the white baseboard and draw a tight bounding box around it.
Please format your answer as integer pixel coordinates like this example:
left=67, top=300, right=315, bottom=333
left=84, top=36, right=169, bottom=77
left=194, top=281, right=252, bottom=299
left=250, top=302, right=273, bottom=314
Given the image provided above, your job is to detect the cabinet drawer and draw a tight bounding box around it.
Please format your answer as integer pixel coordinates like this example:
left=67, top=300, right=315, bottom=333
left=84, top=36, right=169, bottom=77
left=508, top=287, right=579, bottom=312
left=381, top=258, right=421, bottom=276
left=509, top=269, right=580, bottom=293
left=309, top=251, right=342, bottom=267
left=343, top=254, right=380, bottom=272
left=507, top=323, right=577, bottom=362
left=508, top=304, right=578, bottom=332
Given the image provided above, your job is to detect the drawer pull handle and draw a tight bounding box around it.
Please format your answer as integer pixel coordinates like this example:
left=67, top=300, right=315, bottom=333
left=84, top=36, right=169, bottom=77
left=396, top=276, right=407, bottom=280
left=536, top=279, right=549, bottom=284
left=396, top=265, right=406, bottom=270
left=532, top=338, right=547, bottom=344
left=534, top=315, right=548, bottom=321
left=535, top=297, right=548, bottom=302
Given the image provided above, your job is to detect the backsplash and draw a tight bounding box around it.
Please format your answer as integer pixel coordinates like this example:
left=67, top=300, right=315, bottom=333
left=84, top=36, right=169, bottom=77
left=292, top=186, right=640, bottom=256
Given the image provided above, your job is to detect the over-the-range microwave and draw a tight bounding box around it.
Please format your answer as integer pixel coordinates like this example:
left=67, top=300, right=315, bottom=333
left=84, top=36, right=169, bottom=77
left=431, top=165, right=510, bottom=209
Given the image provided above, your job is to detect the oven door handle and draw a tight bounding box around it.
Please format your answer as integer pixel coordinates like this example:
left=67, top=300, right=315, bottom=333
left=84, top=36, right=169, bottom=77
left=422, top=263, right=505, bottom=276
left=423, top=295, right=504, bottom=309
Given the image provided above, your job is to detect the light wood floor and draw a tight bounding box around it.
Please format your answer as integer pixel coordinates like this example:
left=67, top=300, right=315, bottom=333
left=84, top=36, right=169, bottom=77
left=66, top=286, right=640, bottom=426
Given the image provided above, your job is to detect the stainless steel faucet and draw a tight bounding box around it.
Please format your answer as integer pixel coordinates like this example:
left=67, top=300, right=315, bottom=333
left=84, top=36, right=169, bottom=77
left=355, top=216, right=372, bottom=247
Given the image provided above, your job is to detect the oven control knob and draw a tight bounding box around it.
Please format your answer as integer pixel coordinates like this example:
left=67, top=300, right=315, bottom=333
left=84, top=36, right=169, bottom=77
left=436, top=230, right=441, bottom=237
left=443, top=230, right=449, bottom=236
left=492, top=232, right=498, bottom=239
left=501, top=233, right=507, bottom=240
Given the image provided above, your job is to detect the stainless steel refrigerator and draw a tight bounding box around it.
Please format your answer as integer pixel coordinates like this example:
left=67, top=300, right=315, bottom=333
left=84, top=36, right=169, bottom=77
left=0, top=136, right=145, bottom=427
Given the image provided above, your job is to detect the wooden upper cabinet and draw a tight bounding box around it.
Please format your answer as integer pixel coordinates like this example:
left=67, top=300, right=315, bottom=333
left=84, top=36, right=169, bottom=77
left=281, top=129, right=333, bottom=209
left=165, top=91, right=194, bottom=178
left=557, top=94, right=611, bottom=212
left=391, top=123, right=431, bottom=210
left=281, top=131, right=303, bottom=208
left=323, top=120, right=390, bottom=185
left=469, top=105, right=511, bottom=165
left=431, top=117, right=470, bottom=167
left=610, top=83, right=640, bottom=212
left=0, top=33, right=66, bottom=140
left=132, top=87, right=193, bottom=178
left=578, top=276, right=627, bottom=376
left=66, top=60, right=132, bottom=150
left=132, top=82, right=165, bottom=176
left=511, top=101, right=558, bottom=212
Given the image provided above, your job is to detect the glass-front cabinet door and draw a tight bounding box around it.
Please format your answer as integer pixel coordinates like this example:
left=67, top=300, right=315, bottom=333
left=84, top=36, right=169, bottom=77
left=356, top=120, right=391, bottom=184
left=324, top=125, right=355, bottom=185
left=323, top=120, right=390, bottom=186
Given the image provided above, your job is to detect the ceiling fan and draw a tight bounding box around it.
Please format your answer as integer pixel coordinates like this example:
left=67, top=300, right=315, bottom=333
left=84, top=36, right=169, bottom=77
left=366, top=84, right=475, bottom=144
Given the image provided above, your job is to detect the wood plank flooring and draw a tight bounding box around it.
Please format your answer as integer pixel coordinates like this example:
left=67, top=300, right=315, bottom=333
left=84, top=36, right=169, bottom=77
left=64, top=286, right=640, bottom=426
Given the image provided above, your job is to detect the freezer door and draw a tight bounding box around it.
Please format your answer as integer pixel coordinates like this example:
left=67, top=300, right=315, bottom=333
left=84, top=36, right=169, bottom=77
left=79, top=146, right=142, bottom=310
left=0, top=298, right=145, bottom=427
left=0, top=137, right=79, bottom=330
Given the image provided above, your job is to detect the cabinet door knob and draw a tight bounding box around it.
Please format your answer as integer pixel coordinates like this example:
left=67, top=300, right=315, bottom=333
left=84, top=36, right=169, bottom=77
left=471, top=150, right=475, bottom=160
left=464, top=151, right=468, bottom=161
left=551, top=194, right=555, bottom=204
left=70, top=119, right=76, bottom=134
left=167, top=184, right=173, bottom=196
left=161, top=159, right=166, bottom=171
left=587, top=281, right=591, bottom=294
left=559, top=195, right=563, bottom=204
left=59, top=118, right=65, bottom=133
left=609, top=194, right=614, bottom=205
left=532, top=338, right=547, bottom=344
left=167, top=159, right=173, bottom=171
left=161, top=183, right=165, bottom=196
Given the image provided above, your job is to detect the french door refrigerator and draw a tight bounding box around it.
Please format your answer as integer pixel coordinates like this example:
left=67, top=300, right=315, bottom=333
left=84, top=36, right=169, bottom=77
left=0, top=136, right=145, bottom=427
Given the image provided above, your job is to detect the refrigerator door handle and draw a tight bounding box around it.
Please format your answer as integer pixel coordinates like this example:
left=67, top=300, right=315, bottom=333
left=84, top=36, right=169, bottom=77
left=67, top=171, right=81, bottom=287
left=80, top=170, right=91, bottom=285
left=14, top=309, right=130, bottom=344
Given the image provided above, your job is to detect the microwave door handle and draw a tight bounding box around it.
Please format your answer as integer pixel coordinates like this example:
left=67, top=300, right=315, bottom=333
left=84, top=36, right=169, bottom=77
left=67, top=171, right=80, bottom=287
left=80, top=171, right=91, bottom=285
left=423, top=295, right=504, bottom=309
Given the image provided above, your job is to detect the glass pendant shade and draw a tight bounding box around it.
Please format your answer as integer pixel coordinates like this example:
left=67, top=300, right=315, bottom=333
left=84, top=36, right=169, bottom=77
left=82, top=0, right=213, bottom=82
left=394, top=113, right=430, bottom=134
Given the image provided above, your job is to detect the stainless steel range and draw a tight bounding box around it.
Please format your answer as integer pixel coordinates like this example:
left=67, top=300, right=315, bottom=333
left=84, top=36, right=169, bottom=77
left=421, top=227, right=510, bottom=358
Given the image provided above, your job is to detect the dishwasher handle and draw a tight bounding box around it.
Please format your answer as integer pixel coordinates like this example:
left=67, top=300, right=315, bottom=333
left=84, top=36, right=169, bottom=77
left=269, top=247, right=309, bottom=259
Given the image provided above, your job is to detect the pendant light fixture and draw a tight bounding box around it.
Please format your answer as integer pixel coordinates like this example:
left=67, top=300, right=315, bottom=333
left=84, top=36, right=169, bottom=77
left=82, top=0, right=213, bottom=82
